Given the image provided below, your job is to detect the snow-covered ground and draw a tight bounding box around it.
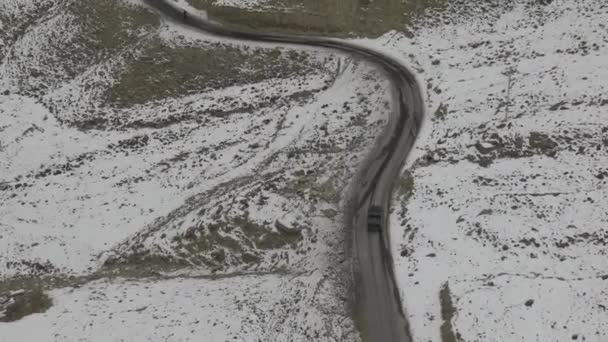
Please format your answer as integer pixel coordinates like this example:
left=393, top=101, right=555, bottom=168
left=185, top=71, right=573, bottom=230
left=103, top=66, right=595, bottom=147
left=361, top=0, right=608, bottom=340
left=0, top=0, right=387, bottom=276
left=213, top=0, right=274, bottom=10
left=2, top=273, right=356, bottom=341
left=5, top=0, right=606, bottom=340
left=0, top=0, right=394, bottom=339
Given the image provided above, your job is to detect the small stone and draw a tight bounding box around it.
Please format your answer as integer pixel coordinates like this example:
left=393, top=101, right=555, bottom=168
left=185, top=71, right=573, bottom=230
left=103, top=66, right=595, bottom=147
left=477, top=209, right=493, bottom=216
left=275, top=219, right=300, bottom=235
left=475, top=141, right=496, bottom=154
left=549, top=100, right=568, bottom=111
left=529, top=132, right=558, bottom=151
left=9, top=289, right=25, bottom=297
left=525, top=299, right=534, bottom=307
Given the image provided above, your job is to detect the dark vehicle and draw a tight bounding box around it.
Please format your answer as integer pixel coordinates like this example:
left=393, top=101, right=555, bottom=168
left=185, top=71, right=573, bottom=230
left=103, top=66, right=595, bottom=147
left=367, top=205, right=383, bottom=232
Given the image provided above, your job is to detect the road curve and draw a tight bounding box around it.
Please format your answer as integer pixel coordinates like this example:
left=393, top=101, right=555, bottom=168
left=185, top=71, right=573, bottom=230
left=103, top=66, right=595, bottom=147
left=144, top=1, right=425, bottom=340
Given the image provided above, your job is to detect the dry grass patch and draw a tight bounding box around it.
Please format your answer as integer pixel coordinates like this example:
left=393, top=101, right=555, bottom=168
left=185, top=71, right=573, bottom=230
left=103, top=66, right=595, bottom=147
left=0, top=288, right=52, bottom=322
left=106, top=41, right=324, bottom=107
left=8, top=0, right=159, bottom=97
left=439, top=282, right=458, bottom=342
left=187, top=0, right=447, bottom=37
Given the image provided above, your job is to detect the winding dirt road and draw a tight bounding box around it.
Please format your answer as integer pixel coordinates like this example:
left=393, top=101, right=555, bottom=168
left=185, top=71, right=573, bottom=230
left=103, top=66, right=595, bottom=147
left=144, top=1, right=425, bottom=340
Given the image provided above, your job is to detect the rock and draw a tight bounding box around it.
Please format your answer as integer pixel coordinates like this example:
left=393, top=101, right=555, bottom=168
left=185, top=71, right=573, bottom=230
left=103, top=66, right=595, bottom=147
left=469, top=41, right=488, bottom=49
left=475, top=141, right=496, bottom=154
left=529, top=132, right=557, bottom=151
left=433, top=103, right=448, bottom=121
left=525, top=299, right=534, bottom=307
left=549, top=100, right=568, bottom=111
left=241, top=252, right=259, bottom=264
left=321, top=209, right=337, bottom=219
left=421, top=152, right=439, bottom=165
left=184, top=226, right=197, bottom=240
left=275, top=219, right=300, bottom=235
left=477, top=209, right=493, bottom=216
left=0, top=182, right=10, bottom=191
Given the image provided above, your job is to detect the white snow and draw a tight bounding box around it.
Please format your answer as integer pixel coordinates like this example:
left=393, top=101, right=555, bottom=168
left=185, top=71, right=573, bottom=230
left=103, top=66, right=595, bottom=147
left=368, top=0, right=608, bottom=340
left=7, top=0, right=605, bottom=340
left=212, top=0, right=270, bottom=10
left=0, top=3, right=363, bottom=276
left=1, top=273, right=356, bottom=341
left=1, top=0, right=394, bottom=339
